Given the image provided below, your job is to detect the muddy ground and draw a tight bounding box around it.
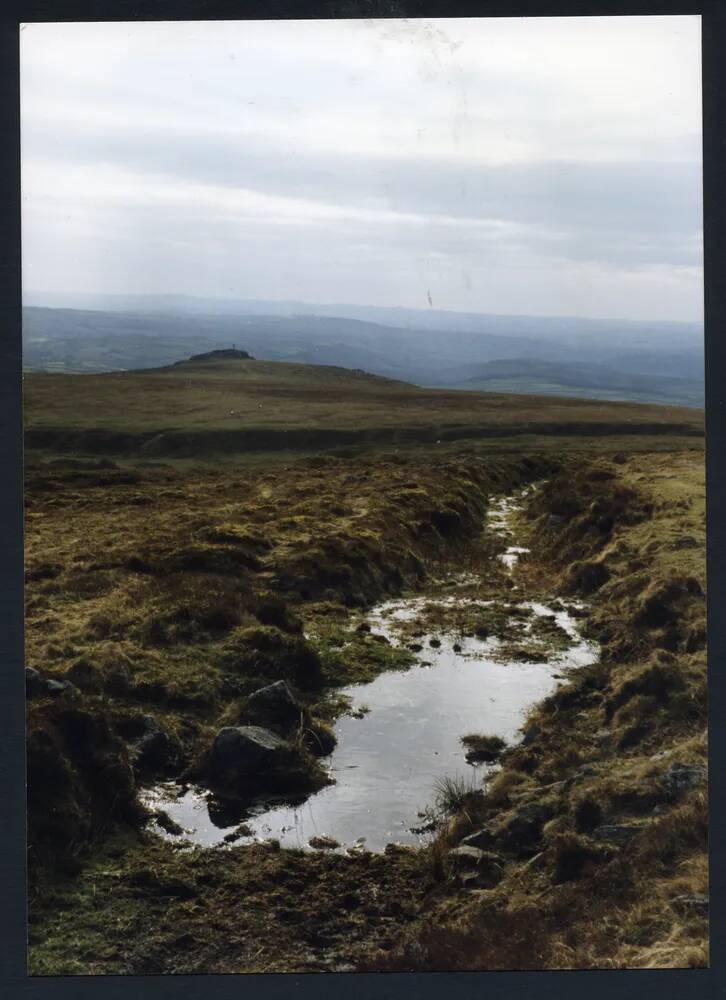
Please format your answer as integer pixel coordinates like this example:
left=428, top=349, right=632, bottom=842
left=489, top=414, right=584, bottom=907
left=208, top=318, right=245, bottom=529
left=25, top=442, right=706, bottom=973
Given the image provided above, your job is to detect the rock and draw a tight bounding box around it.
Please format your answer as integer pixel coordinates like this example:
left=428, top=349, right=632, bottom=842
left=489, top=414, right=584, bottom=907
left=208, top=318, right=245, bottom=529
left=134, top=717, right=182, bottom=775
left=65, top=659, right=104, bottom=694
left=461, top=828, right=495, bottom=851
left=671, top=893, right=708, bottom=916
left=309, top=835, right=339, bottom=850
left=429, top=637, right=441, bottom=648
left=498, top=801, right=554, bottom=854
left=212, top=725, right=288, bottom=775
left=448, top=845, right=487, bottom=867
left=207, top=725, right=311, bottom=794
left=592, top=823, right=643, bottom=845
left=448, top=846, right=503, bottom=888
left=453, top=642, right=463, bottom=653
left=25, top=667, right=77, bottom=700
left=247, top=680, right=302, bottom=728
left=660, top=762, right=707, bottom=800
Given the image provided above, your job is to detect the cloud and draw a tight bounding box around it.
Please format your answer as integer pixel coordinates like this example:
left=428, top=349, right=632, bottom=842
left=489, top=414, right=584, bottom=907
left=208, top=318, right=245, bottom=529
left=20, top=16, right=703, bottom=320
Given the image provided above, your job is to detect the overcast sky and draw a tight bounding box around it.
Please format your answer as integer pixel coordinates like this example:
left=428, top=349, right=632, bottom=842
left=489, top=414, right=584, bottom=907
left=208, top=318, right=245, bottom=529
left=21, top=16, right=703, bottom=321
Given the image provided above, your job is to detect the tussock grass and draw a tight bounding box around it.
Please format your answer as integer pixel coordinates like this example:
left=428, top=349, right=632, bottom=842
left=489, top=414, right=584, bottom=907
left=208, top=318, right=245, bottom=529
left=433, top=773, right=480, bottom=816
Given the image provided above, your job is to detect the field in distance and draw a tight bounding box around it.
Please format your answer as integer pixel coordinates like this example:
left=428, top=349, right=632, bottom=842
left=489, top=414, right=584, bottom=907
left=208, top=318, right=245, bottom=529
left=24, top=351, right=704, bottom=458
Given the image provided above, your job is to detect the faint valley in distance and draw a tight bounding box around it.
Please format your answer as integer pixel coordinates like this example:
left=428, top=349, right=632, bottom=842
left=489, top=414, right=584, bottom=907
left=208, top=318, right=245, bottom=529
left=22, top=296, right=704, bottom=407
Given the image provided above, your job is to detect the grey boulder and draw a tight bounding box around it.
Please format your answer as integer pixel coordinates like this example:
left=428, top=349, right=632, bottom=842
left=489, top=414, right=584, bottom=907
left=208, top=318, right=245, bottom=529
left=210, top=725, right=291, bottom=784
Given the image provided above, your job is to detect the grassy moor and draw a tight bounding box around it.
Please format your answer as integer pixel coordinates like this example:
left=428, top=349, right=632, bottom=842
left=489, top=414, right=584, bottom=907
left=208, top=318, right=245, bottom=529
left=24, top=354, right=706, bottom=973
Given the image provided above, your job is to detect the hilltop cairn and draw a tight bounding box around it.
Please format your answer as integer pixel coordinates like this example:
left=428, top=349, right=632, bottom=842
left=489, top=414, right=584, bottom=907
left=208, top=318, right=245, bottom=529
left=184, top=348, right=254, bottom=362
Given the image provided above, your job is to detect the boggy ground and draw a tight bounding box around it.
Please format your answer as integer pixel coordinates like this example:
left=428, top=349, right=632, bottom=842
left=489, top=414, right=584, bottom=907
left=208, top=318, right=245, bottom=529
left=365, top=449, right=707, bottom=971
left=25, top=442, right=706, bottom=973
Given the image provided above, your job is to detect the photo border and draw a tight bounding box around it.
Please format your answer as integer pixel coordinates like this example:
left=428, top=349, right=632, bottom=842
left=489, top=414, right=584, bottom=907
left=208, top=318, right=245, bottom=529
left=1, top=2, right=723, bottom=998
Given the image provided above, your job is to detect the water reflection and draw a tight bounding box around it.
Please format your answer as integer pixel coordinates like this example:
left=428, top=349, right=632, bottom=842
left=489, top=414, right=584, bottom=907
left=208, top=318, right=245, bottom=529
left=143, top=599, right=597, bottom=852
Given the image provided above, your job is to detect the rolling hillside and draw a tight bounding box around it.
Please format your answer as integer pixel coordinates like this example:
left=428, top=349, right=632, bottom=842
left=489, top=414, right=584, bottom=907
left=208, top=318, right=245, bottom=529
left=24, top=351, right=704, bottom=457
left=23, top=303, right=704, bottom=407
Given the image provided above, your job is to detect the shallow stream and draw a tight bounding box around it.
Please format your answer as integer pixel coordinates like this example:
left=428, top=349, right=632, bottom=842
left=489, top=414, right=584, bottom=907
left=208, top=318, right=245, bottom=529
left=143, top=490, right=598, bottom=853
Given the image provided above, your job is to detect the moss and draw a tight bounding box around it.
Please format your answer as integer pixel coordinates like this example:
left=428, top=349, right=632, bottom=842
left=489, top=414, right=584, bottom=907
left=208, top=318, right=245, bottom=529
left=220, top=625, right=323, bottom=689
left=313, top=623, right=415, bottom=685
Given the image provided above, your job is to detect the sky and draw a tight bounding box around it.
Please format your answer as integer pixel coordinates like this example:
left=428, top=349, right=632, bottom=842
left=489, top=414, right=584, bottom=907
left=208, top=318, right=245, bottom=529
left=20, top=16, right=703, bottom=322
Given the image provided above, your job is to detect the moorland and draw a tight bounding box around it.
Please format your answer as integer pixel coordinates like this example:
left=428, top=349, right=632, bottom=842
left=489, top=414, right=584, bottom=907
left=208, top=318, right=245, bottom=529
left=24, top=351, right=707, bottom=973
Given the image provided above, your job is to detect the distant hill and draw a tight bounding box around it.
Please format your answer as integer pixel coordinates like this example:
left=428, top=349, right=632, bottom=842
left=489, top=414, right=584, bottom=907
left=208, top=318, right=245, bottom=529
left=23, top=353, right=703, bottom=458
left=443, top=357, right=704, bottom=407
left=22, top=301, right=704, bottom=407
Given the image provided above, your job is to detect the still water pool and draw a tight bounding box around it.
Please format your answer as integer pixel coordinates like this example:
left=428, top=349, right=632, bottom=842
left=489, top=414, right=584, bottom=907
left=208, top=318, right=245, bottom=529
left=143, top=597, right=597, bottom=852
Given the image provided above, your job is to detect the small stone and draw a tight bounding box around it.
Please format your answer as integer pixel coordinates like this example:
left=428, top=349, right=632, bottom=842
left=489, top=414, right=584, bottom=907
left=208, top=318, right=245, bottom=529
left=671, top=893, right=708, bottom=916
left=660, top=763, right=707, bottom=800
left=448, top=846, right=504, bottom=888
left=133, top=717, right=182, bottom=775
left=25, top=667, right=77, bottom=700
left=461, top=828, right=494, bottom=851
left=448, top=845, right=487, bottom=868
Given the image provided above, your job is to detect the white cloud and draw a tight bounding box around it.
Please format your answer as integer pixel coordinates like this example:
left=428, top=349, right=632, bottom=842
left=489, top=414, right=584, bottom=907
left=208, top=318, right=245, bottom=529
left=20, top=16, right=703, bottom=319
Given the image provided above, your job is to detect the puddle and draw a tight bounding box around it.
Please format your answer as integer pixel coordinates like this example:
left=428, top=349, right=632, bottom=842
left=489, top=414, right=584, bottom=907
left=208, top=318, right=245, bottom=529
left=143, top=598, right=596, bottom=853
left=142, top=486, right=596, bottom=854
left=487, top=491, right=531, bottom=569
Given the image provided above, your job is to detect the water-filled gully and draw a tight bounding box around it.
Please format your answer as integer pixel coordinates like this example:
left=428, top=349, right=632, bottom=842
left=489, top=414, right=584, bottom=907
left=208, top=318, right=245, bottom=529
left=142, top=490, right=598, bottom=852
